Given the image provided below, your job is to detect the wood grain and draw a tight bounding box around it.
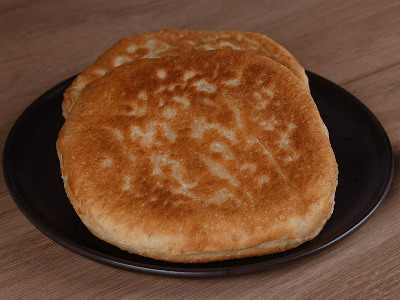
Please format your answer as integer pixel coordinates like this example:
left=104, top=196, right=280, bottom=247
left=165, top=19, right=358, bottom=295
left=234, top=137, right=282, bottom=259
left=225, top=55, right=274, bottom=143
left=1, top=0, right=399, bottom=299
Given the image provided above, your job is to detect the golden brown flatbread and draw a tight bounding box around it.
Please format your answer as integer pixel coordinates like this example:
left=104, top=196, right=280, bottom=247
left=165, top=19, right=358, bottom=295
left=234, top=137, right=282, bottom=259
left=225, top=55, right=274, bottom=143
left=57, top=50, right=337, bottom=263
left=62, top=29, right=308, bottom=118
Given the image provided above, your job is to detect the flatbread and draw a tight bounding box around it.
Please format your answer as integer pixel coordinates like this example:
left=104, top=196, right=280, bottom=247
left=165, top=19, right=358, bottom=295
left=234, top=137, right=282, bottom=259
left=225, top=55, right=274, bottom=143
left=57, top=50, right=337, bottom=263
left=62, top=29, right=308, bottom=118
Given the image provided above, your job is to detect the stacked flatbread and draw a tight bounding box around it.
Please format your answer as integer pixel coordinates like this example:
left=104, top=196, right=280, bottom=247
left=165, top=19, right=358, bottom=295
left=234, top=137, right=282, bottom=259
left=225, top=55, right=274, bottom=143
left=62, top=29, right=308, bottom=118
left=57, top=30, right=338, bottom=263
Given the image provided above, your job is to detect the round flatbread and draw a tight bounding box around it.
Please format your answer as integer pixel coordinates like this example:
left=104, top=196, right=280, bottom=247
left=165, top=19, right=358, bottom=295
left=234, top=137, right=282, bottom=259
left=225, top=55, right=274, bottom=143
left=62, top=29, right=308, bottom=118
left=57, top=50, right=337, bottom=263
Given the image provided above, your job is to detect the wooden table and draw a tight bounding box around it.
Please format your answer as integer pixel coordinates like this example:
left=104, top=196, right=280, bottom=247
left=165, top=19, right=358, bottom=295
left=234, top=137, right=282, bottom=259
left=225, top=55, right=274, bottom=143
left=1, top=0, right=399, bottom=298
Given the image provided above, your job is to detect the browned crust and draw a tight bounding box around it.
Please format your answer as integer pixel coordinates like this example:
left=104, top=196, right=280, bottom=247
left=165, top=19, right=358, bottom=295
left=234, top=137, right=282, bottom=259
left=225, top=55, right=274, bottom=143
left=62, top=29, right=308, bottom=118
left=57, top=50, right=337, bottom=263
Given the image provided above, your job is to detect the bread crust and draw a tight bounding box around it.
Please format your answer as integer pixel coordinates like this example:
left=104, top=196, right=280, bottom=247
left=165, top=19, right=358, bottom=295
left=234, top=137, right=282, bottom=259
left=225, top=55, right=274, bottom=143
left=57, top=50, right=337, bottom=263
left=62, top=29, right=308, bottom=118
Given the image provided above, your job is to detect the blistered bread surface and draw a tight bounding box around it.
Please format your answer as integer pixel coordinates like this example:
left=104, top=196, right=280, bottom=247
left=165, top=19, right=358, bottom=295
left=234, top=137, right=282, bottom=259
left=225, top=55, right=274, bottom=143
left=63, top=29, right=308, bottom=117
left=57, top=50, right=337, bottom=263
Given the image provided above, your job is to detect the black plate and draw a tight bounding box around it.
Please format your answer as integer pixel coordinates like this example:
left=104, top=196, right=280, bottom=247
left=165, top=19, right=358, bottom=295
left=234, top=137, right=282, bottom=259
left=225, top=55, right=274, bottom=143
left=3, top=71, right=394, bottom=278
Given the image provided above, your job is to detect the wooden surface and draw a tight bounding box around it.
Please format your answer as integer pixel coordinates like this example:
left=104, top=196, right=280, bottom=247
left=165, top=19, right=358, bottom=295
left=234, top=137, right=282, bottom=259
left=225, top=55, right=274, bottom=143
left=1, top=0, right=399, bottom=299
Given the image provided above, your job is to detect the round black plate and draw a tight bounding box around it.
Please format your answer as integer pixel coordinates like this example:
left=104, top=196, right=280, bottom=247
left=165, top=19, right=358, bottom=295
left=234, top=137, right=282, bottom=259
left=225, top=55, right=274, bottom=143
left=3, top=71, right=394, bottom=278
